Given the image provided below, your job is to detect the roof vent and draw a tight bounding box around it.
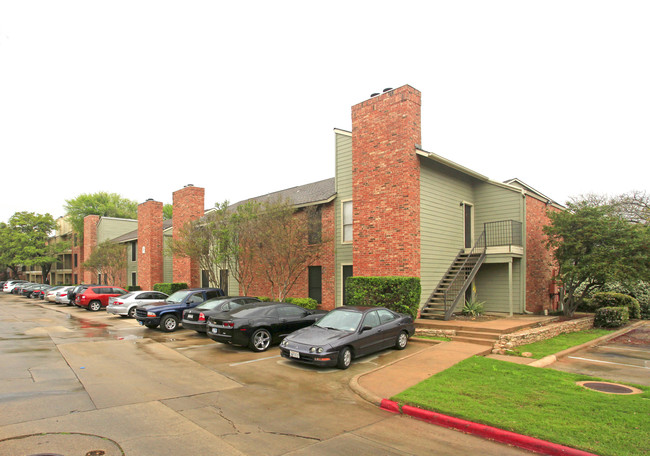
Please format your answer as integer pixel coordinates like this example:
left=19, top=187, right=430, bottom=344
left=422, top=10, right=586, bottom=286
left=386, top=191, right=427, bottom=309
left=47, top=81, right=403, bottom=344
left=383, top=87, right=393, bottom=93
left=184, top=184, right=194, bottom=188
left=370, top=92, right=380, bottom=97
left=146, top=198, right=154, bottom=202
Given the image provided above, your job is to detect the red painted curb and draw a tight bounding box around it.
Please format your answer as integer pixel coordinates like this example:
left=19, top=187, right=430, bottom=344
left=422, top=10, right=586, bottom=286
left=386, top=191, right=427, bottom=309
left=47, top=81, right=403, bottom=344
left=401, top=405, right=598, bottom=456
left=379, top=399, right=400, bottom=413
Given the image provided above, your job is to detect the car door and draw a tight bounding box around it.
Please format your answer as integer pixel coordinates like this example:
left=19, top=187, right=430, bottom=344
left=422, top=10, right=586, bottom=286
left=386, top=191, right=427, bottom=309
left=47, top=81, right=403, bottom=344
left=356, top=310, right=385, bottom=356
left=277, top=305, right=311, bottom=337
left=376, top=309, right=401, bottom=349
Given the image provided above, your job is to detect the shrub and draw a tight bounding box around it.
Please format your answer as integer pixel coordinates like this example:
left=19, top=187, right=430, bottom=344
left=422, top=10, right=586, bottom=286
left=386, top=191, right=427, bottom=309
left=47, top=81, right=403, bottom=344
left=284, top=297, right=318, bottom=310
left=640, top=301, right=650, bottom=320
left=153, top=282, right=188, bottom=295
left=592, top=292, right=641, bottom=319
left=462, top=298, right=485, bottom=317
left=594, top=306, right=629, bottom=328
left=346, top=276, right=421, bottom=318
left=127, top=285, right=142, bottom=292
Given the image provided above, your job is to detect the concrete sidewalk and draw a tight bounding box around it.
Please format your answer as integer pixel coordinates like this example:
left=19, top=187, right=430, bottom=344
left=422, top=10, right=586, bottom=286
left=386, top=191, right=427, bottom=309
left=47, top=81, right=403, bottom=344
left=351, top=340, right=491, bottom=403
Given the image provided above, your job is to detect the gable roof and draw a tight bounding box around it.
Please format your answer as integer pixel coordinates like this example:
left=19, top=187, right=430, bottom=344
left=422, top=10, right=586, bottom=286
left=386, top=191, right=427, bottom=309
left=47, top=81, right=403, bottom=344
left=503, top=178, right=564, bottom=208
left=111, top=219, right=173, bottom=244
left=228, top=177, right=336, bottom=210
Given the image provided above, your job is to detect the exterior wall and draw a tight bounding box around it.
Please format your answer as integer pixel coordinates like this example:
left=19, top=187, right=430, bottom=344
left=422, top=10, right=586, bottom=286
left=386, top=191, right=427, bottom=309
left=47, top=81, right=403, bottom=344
left=82, top=215, right=100, bottom=283
left=96, top=218, right=138, bottom=243
left=474, top=259, right=522, bottom=313
left=334, top=130, right=353, bottom=307
left=126, top=242, right=137, bottom=287
left=419, top=160, right=474, bottom=307
left=163, top=234, right=173, bottom=283
left=138, top=200, right=164, bottom=291
left=525, top=195, right=560, bottom=313
left=351, top=85, right=422, bottom=278
left=172, top=185, right=204, bottom=287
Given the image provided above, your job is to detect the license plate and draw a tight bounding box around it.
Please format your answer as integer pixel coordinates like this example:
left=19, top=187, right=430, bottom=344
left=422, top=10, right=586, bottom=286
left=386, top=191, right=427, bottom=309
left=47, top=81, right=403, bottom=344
left=138, top=321, right=143, bottom=325
left=290, top=350, right=300, bottom=359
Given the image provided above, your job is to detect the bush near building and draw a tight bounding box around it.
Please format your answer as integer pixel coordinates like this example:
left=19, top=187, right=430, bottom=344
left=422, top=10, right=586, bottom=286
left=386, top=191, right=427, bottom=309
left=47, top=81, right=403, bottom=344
left=594, top=306, right=630, bottom=328
left=346, top=276, right=420, bottom=318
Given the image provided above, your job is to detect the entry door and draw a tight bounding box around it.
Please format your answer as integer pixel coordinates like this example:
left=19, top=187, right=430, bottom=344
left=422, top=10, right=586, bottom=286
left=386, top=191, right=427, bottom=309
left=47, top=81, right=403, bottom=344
left=464, top=203, right=473, bottom=249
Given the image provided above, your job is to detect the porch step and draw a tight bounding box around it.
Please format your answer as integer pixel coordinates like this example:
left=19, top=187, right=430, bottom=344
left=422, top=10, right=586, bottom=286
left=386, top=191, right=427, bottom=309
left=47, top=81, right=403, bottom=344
left=450, top=336, right=496, bottom=347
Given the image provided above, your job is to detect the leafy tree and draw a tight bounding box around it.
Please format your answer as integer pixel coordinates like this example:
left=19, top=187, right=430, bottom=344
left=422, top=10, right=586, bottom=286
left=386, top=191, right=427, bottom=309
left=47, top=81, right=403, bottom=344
left=0, top=212, right=60, bottom=280
left=82, top=240, right=127, bottom=285
left=64, top=192, right=138, bottom=235
left=163, top=204, right=173, bottom=220
left=545, top=198, right=650, bottom=316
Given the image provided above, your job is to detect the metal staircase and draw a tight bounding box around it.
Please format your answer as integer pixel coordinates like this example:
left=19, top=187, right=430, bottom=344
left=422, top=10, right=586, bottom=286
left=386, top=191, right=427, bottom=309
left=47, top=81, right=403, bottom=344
left=420, top=231, right=486, bottom=320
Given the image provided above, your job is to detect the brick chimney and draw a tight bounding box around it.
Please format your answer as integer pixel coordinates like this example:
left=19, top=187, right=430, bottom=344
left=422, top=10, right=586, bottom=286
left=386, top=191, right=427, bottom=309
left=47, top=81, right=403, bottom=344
left=82, top=214, right=100, bottom=283
left=172, top=185, right=204, bottom=287
left=351, top=85, right=422, bottom=277
left=138, top=199, right=164, bottom=290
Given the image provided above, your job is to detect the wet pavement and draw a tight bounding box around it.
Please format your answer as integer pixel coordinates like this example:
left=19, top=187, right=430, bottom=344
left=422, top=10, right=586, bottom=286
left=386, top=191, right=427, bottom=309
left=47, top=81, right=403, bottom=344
left=0, top=294, right=531, bottom=456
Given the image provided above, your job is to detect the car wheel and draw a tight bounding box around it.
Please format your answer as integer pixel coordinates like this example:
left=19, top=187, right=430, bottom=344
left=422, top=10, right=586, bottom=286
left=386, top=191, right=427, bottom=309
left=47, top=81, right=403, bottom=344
left=89, top=300, right=102, bottom=312
left=249, top=328, right=271, bottom=352
left=161, top=315, right=179, bottom=332
left=395, top=331, right=409, bottom=350
left=127, top=306, right=137, bottom=318
left=144, top=321, right=158, bottom=329
left=337, top=347, right=352, bottom=370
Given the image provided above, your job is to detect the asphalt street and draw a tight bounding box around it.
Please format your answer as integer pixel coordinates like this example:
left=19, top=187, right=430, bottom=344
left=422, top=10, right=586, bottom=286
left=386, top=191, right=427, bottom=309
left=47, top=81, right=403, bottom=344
left=0, top=293, right=531, bottom=456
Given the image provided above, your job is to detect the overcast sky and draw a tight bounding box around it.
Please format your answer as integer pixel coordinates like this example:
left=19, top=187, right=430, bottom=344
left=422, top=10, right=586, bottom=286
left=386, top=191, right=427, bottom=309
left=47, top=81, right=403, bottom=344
left=1, top=1, right=648, bottom=224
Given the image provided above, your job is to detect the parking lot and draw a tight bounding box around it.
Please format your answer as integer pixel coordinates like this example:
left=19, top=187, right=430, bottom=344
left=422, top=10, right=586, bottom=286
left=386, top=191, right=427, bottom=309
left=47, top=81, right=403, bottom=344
left=0, top=293, right=531, bottom=456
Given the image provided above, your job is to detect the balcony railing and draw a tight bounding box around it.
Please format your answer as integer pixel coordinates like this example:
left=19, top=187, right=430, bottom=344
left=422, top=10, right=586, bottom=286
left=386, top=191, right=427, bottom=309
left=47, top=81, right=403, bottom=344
left=484, top=220, right=522, bottom=247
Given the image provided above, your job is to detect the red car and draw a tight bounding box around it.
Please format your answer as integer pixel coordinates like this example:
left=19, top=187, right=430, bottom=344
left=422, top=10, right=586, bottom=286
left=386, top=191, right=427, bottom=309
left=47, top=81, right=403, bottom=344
left=76, top=286, right=128, bottom=311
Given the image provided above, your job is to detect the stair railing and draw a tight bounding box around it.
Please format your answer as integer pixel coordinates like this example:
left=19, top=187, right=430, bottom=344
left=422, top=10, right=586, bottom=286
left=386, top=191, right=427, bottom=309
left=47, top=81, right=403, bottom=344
left=442, top=231, right=486, bottom=319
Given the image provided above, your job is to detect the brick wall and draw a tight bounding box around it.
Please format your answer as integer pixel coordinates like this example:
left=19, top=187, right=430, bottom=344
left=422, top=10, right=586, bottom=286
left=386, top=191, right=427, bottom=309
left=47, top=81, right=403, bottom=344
left=172, top=185, right=204, bottom=288
left=351, top=85, right=421, bottom=278
left=525, top=195, right=561, bottom=313
left=82, top=215, right=100, bottom=283
left=138, top=199, right=164, bottom=290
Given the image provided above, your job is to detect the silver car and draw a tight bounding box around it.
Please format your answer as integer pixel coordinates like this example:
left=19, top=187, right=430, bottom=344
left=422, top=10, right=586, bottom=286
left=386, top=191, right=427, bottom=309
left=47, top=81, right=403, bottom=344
left=54, top=286, right=74, bottom=304
left=45, top=286, right=66, bottom=302
left=107, top=291, right=169, bottom=318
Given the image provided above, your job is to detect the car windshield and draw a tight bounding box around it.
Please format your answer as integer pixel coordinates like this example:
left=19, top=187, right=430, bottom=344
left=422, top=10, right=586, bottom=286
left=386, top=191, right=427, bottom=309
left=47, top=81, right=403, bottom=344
left=119, top=292, right=135, bottom=299
left=314, top=309, right=362, bottom=332
left=165, top=290, right=193, bottom=304
left=195, top=298, right=229, bottom=310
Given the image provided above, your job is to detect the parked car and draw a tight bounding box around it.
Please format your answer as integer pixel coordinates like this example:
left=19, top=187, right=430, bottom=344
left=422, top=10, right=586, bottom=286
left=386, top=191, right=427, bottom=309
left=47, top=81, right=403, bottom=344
left=107, top=290, right=169, bottom=318
left=75, top=286, right=128, bottom=311
left=21, top=284, right=42, bottom=298
left=3, top=280, right=28, bottom=293
left=279, top=306, right=415, bottom=369
left=182, top=296, right=260, bottom=333
left=45, top=286, right=66, bottom=302
left=135, top=288, right=225, bottom=332
left=206, top=302, right=327, bottom=352
left=31, top=285, right=52, bottom=300
left=67, top=284, right=101, bottom=306
left=54, top=286, right=74, bottom=304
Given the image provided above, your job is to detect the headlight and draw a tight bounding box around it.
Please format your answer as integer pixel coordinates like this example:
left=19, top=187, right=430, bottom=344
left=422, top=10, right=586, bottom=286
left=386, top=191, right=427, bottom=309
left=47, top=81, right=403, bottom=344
left=309, top=347, right=324, bottom=354
left=280, top=340, right=287, bottom=347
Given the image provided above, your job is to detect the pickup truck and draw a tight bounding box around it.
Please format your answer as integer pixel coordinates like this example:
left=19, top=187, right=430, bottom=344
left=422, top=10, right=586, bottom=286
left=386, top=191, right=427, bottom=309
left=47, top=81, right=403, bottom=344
left=135, top=288, right=224, bottom=332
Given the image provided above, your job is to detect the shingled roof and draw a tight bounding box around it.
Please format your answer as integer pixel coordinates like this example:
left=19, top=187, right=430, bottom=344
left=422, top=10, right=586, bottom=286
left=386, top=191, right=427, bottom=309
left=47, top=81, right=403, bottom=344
left=228, top=177, right=336, bottom=210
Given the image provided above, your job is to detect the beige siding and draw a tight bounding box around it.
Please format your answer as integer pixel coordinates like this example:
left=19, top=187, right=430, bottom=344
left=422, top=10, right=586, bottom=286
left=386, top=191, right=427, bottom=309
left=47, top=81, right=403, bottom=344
left=163, top=235, right=173, bottom=283
left=475, top=259, right=522, bottom=313
left=334, top=131, right=353, bottom=307
left=97, top=218, right=138, bottom=243
left=126, top=241, right=137, bottom=287
left=473, top=182, right=523, bottom=234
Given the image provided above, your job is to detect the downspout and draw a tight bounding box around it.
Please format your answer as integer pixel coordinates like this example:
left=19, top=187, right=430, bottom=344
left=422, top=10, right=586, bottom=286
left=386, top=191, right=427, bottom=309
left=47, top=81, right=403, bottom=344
left=520, top=189, right=534, bottom=314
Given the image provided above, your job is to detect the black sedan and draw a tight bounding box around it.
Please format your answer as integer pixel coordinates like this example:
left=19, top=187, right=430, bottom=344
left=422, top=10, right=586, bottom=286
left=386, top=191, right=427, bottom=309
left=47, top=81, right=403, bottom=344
left=182, top=296, right=260, bottom=333
left=279, top=306, right=415, bottom=369
left=206, top=302, right=327, bottom=352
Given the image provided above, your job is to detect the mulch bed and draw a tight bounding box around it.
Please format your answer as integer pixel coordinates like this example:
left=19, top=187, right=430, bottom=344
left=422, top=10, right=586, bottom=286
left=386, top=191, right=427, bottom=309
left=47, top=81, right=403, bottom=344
left=608, top=325, right=650, bottom=346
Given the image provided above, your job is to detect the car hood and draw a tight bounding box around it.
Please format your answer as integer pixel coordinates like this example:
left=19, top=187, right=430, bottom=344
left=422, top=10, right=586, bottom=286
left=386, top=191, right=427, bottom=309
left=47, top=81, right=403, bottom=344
left=287, top=325, right=352, bottom=346
left=139, top=301, right=179, bottom=311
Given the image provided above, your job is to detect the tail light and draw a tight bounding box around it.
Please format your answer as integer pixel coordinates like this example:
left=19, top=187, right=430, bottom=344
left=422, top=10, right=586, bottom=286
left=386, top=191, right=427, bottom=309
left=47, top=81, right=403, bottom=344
left=223, top=321, right=234, bottom=328
left=198, top=313, right=206, bottom=322
left=114, top=301, right=122, bottom=305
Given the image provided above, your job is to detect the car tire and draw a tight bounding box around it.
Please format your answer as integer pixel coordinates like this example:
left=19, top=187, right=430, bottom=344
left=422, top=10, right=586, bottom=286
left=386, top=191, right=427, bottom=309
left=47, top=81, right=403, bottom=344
left=127, top=306, right=137, bottom=318
left=88, top=300, right=102, bottom=312
left=249, top=328, right=271, bottom=352
left=144, top=321, right=158, bottom=329
left=395, top=331, right=409, bottom=350
left=161, top=315, right=179, bottom=332
left=337, top=347, right=352, bottom=370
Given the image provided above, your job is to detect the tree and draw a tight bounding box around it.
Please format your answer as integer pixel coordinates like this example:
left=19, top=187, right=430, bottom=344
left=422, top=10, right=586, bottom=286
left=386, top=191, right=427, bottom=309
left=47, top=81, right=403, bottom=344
left=64, top=192, right=138, bottom=235
left=545, top=198, right=650, bottom=316
left=0, top=212, right=60, bottom=280
left=82, top=240, right=127, bottom=285
left=163, top=204, right=173, bottom=220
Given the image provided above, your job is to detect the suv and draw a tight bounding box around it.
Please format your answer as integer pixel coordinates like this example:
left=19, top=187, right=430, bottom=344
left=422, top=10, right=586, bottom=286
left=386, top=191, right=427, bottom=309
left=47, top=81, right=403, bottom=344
left=75, top=286, right=128, bottom=311
left=67, top=284, right=101, bottom=306
left=135, top=288, right=225, bottom=332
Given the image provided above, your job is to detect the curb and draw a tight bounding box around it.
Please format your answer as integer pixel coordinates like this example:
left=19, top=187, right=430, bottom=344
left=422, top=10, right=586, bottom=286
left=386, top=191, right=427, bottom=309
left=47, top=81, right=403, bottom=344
left=381, top=400, right=598, bottom=456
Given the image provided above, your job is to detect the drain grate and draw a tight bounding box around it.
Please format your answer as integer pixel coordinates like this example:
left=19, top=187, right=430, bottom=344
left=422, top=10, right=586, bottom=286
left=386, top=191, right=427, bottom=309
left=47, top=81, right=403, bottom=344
left=577, top=381, right=642, bottom=395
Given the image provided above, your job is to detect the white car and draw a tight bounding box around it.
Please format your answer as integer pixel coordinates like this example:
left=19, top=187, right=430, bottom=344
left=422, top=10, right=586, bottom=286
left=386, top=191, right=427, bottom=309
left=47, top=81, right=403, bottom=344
left=107, top=290, right=169, bottom=318
left=3, top=280, right=28, bottom=293
left=45, top=286, right=66, bottom=302
left=54, top=286, right=74, bottom=304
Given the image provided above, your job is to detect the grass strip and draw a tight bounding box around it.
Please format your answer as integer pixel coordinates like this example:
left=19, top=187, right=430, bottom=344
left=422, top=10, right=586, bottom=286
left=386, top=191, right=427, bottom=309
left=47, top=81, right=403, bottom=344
left=393, top=356, right=649, bottom=456
left=510, top=329, right=613, bottom=358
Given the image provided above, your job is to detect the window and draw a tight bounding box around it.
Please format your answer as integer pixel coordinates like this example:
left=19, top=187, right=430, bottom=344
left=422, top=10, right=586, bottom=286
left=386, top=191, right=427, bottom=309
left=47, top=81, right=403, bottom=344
left=342, top=265, right=353, bottom=306
left=132, top=241, right=137, bottom=262
left=131, top=272, right=137, bottom=287
left=308, top=266, right=322, bottom=304
left=278, top=306, right=307, bottom=318
left=308, top=206, right=322, bottom=244
left=362, top=311, right=380, bottom=329
left=205, top=290, right=222, bottom=300
left=74, top=254, right=78, bottom=267
left=342, top=201, right=353, bottom=242
left=377, top=309, right=398, bottom=324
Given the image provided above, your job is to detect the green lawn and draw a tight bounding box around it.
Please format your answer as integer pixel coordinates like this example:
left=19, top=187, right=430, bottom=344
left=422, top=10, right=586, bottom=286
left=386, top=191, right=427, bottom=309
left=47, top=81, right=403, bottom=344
left=510, top=329, right=613, bottom=359
left=393, top=357, right=649, bottom=456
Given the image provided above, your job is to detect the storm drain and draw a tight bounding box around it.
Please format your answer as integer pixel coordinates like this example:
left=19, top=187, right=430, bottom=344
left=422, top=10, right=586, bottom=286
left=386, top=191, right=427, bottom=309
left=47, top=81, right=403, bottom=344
left=577, top=381, right=643, bottom=395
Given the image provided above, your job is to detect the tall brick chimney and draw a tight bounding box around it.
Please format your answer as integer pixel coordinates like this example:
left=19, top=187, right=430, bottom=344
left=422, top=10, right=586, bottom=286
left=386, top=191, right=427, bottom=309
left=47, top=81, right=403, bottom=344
left=82, top=214, right=100, bottom=283
left=172, top=185, right=205, bottom=287
left=351, top=85, right=422, bottom=277
left=138, top=199, right=164, bottom=290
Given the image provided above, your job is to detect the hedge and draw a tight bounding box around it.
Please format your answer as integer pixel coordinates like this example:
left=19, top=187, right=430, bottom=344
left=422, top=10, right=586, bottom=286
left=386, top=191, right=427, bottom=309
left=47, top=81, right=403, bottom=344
left=345, top=276, right=421, bottom=318
left=153, top=283, right=188, bottom=295
left=592, top=292, right=641, bottom=319
left=594, top=306, right=629, bottom=328
left=256, top=296, right=319, bottom=310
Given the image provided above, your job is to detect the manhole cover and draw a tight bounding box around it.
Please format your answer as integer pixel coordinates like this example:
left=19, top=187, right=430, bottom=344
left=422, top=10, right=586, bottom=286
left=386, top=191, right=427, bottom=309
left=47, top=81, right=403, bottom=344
left=577, top=381, right=643, bottom=395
